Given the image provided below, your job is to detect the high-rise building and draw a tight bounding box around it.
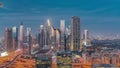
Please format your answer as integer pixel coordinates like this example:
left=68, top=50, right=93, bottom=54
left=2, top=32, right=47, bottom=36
left=45, top=19, right=51, bottom=48
left=50, top=26, right=55, bottom=49
left=26, top=27, right=32, bottom=55
left=12, top=26, right=18, bottom=50
left=83, top=29, right=88, bottom=45
left=64, top=27, right=71, bottom=51
left=54, top=28, right=61, bottom=52
left=60, top=20, right=65, bottom=52
left=51, top=26, right=55, bottom=37
left=19, top=22, right=24, bottom=49
left=60, top=20, right=65, bottom=34
left=4, top=28, right=13, bottom=52
left=39, top=25, right=45, bottom=49
left=70, top=16, right=81, bottom=51
left=50, top=27, right=61, bottom=51
left=83, top=29, right=91, bottom=46
left=27, top=27, right=31, bottom=37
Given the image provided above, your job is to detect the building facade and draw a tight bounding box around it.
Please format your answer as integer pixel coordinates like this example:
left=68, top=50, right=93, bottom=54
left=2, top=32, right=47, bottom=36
left=12, top=26, right=18, bottom=50
left=19, top=22, right=24, bottom=49
left=70, top=16, right=81, bottom=51
left=5, top=28, right=13, bottom=52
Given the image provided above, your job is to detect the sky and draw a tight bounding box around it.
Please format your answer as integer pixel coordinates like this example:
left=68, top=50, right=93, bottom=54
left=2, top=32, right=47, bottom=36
left=0, top=0, right=120, bottom=37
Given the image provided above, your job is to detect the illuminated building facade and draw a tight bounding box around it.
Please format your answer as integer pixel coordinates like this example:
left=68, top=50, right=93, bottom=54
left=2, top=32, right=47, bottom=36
left=26, top=27, right=32, bottom=55
left=12, top=26, right=18, bottom=50
left=39, top=25, right=45, bottom=49
left=19, top=22, right=24, bottom=49
left=4, top=28, right=13, bottom=52
left=45, top=19, right=51, bottom=48
left=60, top=20, right=65, bottom=52
left=70, top=16, right=81, bottom=51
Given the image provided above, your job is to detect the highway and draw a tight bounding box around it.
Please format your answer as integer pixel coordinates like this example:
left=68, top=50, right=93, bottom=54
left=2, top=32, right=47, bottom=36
left=0, top=54, right=21, bottom=68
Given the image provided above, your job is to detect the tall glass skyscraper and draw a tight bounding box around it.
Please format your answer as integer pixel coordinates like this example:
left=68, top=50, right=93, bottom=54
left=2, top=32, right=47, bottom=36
left=70, top=16, right=81, bottom=51
left=12, top=26, right=18, bottom=50
left=60, top=20, right=65, bottom=51
left=5, top=28, right=13, bottom=52
left=19, top=22, right=24, bottom=49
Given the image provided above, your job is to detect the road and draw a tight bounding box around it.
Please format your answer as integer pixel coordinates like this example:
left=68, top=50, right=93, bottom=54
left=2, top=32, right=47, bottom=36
left=0, top=54, right=21, bottom=68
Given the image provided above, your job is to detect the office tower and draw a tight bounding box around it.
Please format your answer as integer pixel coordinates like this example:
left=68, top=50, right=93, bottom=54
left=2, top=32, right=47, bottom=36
left=83, top=29, right=91, bottom=46
left=51, top=26, right=55, bottom=37
left=50, top=27, right=61, bottom=51
left=45, top=19, right=51, bottom=48
left=19, top=22, right=24, bottom=49
left=83, top=29, right=89, bottom=45
left=64, top=27, right=71, bottom=51
left=50, top=26, right=55, bottom=49
left=70, top=16, right=81, bottom=51
left=37, top=33, right=40, bottom=47
left=60, top=20, right=65, bottom=52
left=54, top=28, right=61, bottom=52
left=12, top=26, right=18, bottom=50
left=60, top=20, right=65, bottom=34
left=27, top=27, right=31, bottom=36
left=66, top=25, right=71, bottom=36
left=4, top=28, right=13, bottom=52
left=26, top=27, right=32, bottom=55
left=39, top=25, right=45, bottom=49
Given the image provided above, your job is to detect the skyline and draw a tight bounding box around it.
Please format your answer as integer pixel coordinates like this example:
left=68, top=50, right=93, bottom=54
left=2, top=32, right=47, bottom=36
left=0, top=0, right=120, bottom=37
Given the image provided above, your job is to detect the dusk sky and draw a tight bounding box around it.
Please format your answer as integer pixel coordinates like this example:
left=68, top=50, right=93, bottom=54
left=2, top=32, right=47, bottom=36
left=0, top=0, right=120, bottom=37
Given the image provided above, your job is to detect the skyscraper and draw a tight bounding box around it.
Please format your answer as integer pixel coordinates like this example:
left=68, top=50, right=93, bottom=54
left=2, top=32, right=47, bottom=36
left=45, top=19, right=51, bottom=48
left=60, top=20, right=65, bottom=52
left=26, top=27, right=32, bottom=55
left=4, top=28, right=13, bottom=52
left=50, top=26, right=55, bottom=49
left=39, top=25, right=45, bottom=49
left=12, top=26, right=18, bottom=50
left=60, top=20, right=65, bottom=34
left=70, top=16, right=81, bottom=51
left=55, top=28, right=61, bottom=52
left=83, top=29, right=91, bottom=46
left=64, top=27, right=71, bottom=51
left=19, top=22, right=24, bottom=49
left=50, top=27, right=61, bottom=51
left=84, top=29, right=88, bottom=45
left=27, top=27, right=31, bottom=37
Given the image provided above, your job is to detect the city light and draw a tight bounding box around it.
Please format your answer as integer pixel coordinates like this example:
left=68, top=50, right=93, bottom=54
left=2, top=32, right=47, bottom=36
left=0, top=1, right=120, bottom=68
left=0, top=52, right=8, bottom=57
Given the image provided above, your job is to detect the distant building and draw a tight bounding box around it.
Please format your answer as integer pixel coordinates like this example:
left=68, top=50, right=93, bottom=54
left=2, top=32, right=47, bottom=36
left=70, top=16, right=81, bottom=51
left=26, top=27, right=32, bottom=55
left=60, top=20, right=65, bottom=34
left=38, top=25, right=45, bottom=49
left=83, top=29, right=91, bottom=46
left=45, top=19, right=51, bottom=48
left=49, top=27, right=61, bottom=51
left=12, top=26, right=18, bottom=50
left=60, top=20, right=65, bottom=52
left=65, top=27, right=71, bottom=51
left=84, top=29, right=89, bottom=43
left=54, top=28, right=61, bottom=52
left=4, top=28, right=13, bottom=52
left=19, top=22, right=24, bottom=49
left=50, top=26, right=55, bottom=49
